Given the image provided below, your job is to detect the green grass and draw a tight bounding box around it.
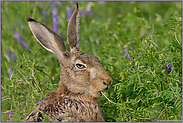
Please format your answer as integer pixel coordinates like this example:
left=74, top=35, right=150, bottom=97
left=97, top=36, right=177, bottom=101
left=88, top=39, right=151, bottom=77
left=1, top=1, right=182, bottom=122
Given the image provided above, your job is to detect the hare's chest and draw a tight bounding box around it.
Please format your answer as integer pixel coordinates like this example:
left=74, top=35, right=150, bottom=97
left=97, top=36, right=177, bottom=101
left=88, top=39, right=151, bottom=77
left=42, top=97, right=104, bottom=122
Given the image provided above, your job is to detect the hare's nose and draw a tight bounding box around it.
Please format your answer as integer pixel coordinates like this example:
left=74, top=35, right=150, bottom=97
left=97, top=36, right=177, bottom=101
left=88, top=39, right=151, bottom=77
left=103, top=76, right=113, bottom=90
left=106, top=76, right=113, bottom=85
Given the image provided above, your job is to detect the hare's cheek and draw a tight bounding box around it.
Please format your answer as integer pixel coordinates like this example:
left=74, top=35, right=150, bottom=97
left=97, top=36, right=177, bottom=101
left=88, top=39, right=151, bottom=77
left=89, top=68, right=98, bottom=80
left=77, top=69, right=90, bottom=80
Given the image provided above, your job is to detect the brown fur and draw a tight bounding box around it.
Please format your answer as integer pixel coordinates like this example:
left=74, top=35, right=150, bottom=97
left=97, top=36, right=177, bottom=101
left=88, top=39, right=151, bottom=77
left=24, top=2, right=112, bottom=122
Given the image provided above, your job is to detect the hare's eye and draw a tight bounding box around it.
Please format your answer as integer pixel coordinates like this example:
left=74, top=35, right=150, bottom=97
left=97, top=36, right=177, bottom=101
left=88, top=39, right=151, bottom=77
left=76, top=63, right=86, bottom=69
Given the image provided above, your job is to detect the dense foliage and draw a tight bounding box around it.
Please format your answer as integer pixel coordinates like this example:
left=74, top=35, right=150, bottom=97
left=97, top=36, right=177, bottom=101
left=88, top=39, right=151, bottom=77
left=1, top=1, right=182, bottom=122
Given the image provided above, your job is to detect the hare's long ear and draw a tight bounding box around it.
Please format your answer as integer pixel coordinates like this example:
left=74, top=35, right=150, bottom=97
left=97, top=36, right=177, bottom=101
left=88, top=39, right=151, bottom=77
left=26, top=17, right=69, bottom=64
left=67, top=2, right=80, bottom=52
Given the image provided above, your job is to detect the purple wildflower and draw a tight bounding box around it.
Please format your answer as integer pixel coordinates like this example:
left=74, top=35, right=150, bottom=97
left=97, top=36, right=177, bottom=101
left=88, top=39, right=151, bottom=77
left=14, top=31, right=30, bottom=50
left=166, top=63, right=172, bottom=74
left=37, top=93, right=42, bottom=104
left=17, top=20, right=21, bottom=28
left=127, top=55, right=131, bottom=62
left=57, top=1, right=62, bottom=5
left=7, top=111, right=14, bottom=119
left=37, top=81, right=40, bottom=86
left=51, top=1, right=58, bottom=33
left=123, top=48, right=131, bottom=62
left=40, top=3, right=46, bottom=21
left=66, top=6, right=72, bottom=21
left=123, top=53, right=127, bottom=57
left=42, top=10, right=46, bottom=21
left=38, top=98, right=43, bottom=104
left=85, top=11, right=90, bottom=16
left=131, top=47, right=134, bottom=50
left=123, top=49, right=127, bottom=57
left=7, top=68, right=13, bottom=77
left=37, top=93, right=41, bottom=96
left=79, top=11, right=83, bottom=17
left=148, top=29, right=151, bottom=36
left=17, top=20, right=25, bottom=30
left=159, top=66, right=161, bottom=70
left=85, top=2, right=92, bottom=16
left=7, top=50, right=17, bottom=62
left=11, top=54, right=16, bottom=62
left=7, top=50, right=11, bottom=56
left=145, top=70, right=148, bottom=72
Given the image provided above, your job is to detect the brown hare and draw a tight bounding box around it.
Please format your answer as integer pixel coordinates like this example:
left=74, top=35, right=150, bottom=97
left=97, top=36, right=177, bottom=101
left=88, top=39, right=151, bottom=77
left=24, top=2, right=113, bottom=122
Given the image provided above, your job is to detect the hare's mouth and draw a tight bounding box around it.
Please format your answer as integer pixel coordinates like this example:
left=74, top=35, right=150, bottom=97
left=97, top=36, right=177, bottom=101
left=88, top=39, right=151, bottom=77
left=89, top=84, right=110, bottom=97
left=98, top=91, right=103, bottom=97
left=98, top=85, right=110, bottom=97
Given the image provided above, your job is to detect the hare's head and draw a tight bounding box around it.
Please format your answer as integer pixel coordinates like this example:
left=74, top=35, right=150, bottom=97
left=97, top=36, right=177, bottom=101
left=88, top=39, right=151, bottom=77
left=26, top=2, right=113, bottom=98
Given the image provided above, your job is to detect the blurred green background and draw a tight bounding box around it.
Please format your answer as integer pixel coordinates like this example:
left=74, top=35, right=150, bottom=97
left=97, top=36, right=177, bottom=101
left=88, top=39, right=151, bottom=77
left=1, top=1, right=182, bottom=122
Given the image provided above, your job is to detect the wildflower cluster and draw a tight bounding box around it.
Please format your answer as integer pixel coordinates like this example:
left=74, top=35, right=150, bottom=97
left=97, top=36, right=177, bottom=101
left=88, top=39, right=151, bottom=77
left=14, top=29, right=30, bottom=50
left=166, top=63, right=172, bottom=74
left=37, top=1, right=96, bottom=41
left=6, top=24, right=30, bottom=77
left=40, top=3, right=46, bottom=21
left=66, top=6, right=72, bottom=21
left=123, top=47, right=172, bottom=74
left=6, top=50, right=16, bottom=77
left=37, top=93, right=43, bottom=104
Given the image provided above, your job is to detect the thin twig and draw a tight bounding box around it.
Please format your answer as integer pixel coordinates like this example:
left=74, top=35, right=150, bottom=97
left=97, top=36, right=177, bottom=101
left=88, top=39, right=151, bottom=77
left=101, top=91, right=121, bottom=105
left=174, top=32, right=180, bottom=45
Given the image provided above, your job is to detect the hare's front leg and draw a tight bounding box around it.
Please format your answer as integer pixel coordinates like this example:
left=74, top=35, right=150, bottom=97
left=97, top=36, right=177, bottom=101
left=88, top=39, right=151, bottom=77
left=24, top=106, right=43, bottom=122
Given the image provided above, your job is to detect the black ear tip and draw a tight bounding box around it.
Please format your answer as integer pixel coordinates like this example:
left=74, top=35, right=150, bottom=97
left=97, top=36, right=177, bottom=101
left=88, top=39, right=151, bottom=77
left=75, top=1, right=79, bottom=9
left=26, top=17, right=36, bottom=22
